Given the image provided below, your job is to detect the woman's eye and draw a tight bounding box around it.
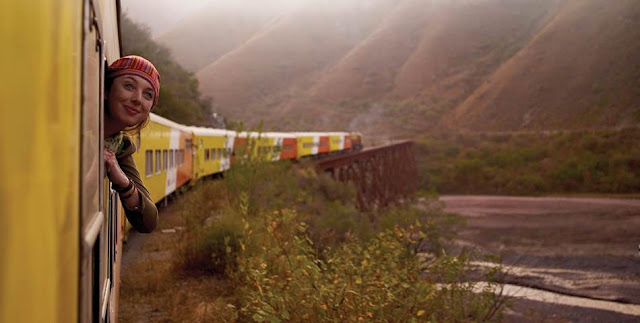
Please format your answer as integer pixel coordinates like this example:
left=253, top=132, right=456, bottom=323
left=123, top=83, right=134, bottom=90
left=143, top=92, right=153, bottom=100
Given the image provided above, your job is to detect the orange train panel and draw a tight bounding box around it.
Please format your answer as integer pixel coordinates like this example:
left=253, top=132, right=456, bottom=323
left=318, top=136, right=330, bottom=154
left=176, top=130, right=193, bottom=188
left=344, top=135, right=353, bottom=150
left=280, top=138, right=298, bottom=160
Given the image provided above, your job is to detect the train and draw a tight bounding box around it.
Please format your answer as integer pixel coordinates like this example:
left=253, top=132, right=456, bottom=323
left=0, top=1, right=361, bottom=322
left=133, top=113, right=363, bottom=206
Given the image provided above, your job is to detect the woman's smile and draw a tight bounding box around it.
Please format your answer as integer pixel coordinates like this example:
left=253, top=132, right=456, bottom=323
left=105, top=74, right=155, bottom=133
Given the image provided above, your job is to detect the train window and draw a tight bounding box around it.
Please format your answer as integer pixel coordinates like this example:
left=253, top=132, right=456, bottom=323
left=217, top=148, right=222, bottom=159
left=211, top=148, right=216, bottom=160
left=205, top=149, right=210, bottom=161
left=137, top=133, right=141, bottom=149
left=162, top=150, right=168, bottom=171
left=145, top=150, right=153, bottom=177
left=155, top=150, right=161, bottom=174
left=170, top=150, right=174, bottom=169
left=186, top=139, right=192, bottom=151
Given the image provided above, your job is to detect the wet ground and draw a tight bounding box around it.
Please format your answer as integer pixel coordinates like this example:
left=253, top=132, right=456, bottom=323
left=441, top=196, right=640, bottom=321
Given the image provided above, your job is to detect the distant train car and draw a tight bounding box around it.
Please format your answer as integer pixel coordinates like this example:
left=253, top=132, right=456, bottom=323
left=350, top=132, right=364, bottom=152
left=295, top=132, right=330, bottom=158
left=133, top=113, right=193, bottom=202
left=233, top=131, right=273, bottom=161
left=264, top=132, right=298, bottom=160
left=191, top=127, right=234, bottom=180
left=327, top=131, right=352, bottom=154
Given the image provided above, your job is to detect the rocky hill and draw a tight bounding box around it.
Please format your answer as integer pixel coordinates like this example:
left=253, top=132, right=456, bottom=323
left=156, top=0, right=640, bottom=137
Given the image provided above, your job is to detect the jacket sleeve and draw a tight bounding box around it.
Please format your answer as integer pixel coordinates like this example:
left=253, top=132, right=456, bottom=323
left=117, top=154, right=158, bottom=233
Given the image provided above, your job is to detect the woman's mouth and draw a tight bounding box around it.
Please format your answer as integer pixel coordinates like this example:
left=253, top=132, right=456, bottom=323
left=124, top=105, right=139, bottom=115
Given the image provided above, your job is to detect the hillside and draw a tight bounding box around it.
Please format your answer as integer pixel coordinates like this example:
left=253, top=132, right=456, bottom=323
left=157, top=0, right=300, bottom=72
left=155, top=0, right=640, bottom=137
left=449, top=0, right=640, bottom=131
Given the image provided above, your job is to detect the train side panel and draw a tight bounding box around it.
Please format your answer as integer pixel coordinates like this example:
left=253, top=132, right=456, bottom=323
left=191, top=128, right=229, bottom=179
left=177, top=129, right=193, bottom=188
left=295, top=132, right=320, bottom=158
left=135, top=119, right=171, bottom=203
left=1, top=2, right=83, bottom=322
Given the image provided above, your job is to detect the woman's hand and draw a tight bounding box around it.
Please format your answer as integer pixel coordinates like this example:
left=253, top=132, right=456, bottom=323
left=104, top=148, right=129, bottom=188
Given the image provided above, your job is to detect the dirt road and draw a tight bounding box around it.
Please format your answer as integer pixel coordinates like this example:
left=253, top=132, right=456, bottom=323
left=441, top=195, right=640, bottom=321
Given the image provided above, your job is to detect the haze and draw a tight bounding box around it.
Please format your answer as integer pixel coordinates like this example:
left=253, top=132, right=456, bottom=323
left=122, top=0, right=302, bottom=37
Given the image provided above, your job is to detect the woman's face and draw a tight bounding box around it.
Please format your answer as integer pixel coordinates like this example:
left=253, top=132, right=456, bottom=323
left=106, top=75, right=155, bottom=130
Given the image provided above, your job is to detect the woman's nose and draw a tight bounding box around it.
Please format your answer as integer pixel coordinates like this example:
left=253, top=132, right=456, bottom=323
left=131, top=90, right=142, bottom=104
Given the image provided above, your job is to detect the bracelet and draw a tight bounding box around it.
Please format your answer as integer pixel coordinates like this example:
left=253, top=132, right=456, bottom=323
left=121, top=186, right=137, bottom=200
left=114, top=178, right=134, bottom=193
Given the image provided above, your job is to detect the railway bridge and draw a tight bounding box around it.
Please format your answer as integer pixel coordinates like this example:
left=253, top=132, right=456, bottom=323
left=316, top=141, right=418, bottom=211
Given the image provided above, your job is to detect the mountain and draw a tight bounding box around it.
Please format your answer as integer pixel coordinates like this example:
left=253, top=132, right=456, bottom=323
left=449, top=0, right=640, bottom=131
left=154, top=0, right=640, bottom=137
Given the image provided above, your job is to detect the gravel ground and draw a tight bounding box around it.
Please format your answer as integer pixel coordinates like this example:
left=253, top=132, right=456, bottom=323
left=441, top=195, right=640, bottom=321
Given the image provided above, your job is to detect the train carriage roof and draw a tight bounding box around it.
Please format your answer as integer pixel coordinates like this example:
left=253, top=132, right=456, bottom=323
left=188, top=126, right=233, bottom=137
left=149, top=113, right=191, bottom=132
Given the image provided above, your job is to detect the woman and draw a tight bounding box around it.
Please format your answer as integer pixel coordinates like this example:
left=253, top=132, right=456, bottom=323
left=104, top=55, right=159, bottom=233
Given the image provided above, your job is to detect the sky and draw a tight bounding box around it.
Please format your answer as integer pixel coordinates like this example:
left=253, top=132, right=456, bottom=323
left=121, top=0, right=303, bottom=37
left=121, top=0, right=211, bottom=36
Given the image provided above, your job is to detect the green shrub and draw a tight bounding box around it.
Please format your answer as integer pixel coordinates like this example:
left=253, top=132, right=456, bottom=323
left=232, top=208, right=502, bottom=322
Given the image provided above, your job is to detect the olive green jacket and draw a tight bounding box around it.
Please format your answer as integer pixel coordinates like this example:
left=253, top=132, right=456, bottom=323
left=116, top=135, right=158, bottom=233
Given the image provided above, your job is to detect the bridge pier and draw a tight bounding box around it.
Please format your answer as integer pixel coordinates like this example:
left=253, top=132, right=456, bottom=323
left=316, top=141, right=418, bottom=211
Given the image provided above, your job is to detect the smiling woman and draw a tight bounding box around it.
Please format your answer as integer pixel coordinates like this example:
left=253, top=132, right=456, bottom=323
left=104, top=55, right=160, bottom=233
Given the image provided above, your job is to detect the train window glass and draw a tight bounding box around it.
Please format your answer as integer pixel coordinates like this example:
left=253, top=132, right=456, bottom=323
left=162, top=150, right=168, bottom=171
left=200, top=139, right=203, bottom=149
left=186, top=139, right=192, bottom=151
left=137, top=134, right=141, bottom=150
left=212, top=148, right=216, bottom=160
left=217, top=148, right=222, bottom=159
left=155, top=150, right=161, bottom=174
left=170, top=150, right=174, bottom=169
left=205, top=149, right=210, bottom=161
left=145, top=150, right=153, bottom=177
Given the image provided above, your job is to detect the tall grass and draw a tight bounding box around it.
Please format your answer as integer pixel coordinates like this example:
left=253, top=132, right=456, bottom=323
left=417, top=128, right=640, bottom=195
left=167, top=157, right=506, bottom=321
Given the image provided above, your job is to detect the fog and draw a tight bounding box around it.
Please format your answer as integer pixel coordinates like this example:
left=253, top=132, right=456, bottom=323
left=122, top=0, right=303, bottom=37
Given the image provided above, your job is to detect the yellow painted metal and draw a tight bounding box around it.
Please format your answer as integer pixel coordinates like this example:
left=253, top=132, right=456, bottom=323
left=329, top=134, right=343, bottom=152
left=1, top=0, right=82, bottom=322
left=193, top=134, right=227, bottom=179
left=135, top=120, right=172, bottom=203
left=296, top=135, right=317, bottom=157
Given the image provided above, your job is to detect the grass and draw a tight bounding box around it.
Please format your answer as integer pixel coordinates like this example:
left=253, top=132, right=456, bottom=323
left=416, top=128, right=640, bottom=195
left=119, top=159, right=508, bottom=322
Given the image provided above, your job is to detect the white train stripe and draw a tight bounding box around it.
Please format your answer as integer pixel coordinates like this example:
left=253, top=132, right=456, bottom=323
left=165, top=129, right=180, bottom=196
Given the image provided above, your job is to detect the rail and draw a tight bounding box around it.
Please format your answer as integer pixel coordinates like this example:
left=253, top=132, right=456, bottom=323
left=316, top=141, right=418, bottom=211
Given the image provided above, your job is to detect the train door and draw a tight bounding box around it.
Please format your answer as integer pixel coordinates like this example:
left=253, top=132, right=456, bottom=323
left=79, top=0, right=120, bottom=322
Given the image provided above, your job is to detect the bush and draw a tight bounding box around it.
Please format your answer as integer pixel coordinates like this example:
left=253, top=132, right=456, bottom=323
left=232, top=208, right=503, bottom=322
left=170, top=159, right=505, bottom=321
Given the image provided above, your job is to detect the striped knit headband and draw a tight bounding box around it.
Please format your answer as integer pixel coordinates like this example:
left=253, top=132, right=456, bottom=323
left=106, top=55, right=161, bottom=107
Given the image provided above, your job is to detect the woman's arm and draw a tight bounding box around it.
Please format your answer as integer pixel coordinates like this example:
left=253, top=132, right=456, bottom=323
left=105, top=148, right=158, bottom=233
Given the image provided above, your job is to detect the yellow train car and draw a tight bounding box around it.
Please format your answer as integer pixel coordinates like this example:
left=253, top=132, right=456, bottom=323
left=191, top=127, right=234, bottom=180
left=263, top=132, right=297, bottom=161
left=2, top=0, right=123, bottom=322
left=327, top=131, right=351, bottom=153
left=295, top=132, right=331, bottom=158
left=134, top=113, right=193, bottom=203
